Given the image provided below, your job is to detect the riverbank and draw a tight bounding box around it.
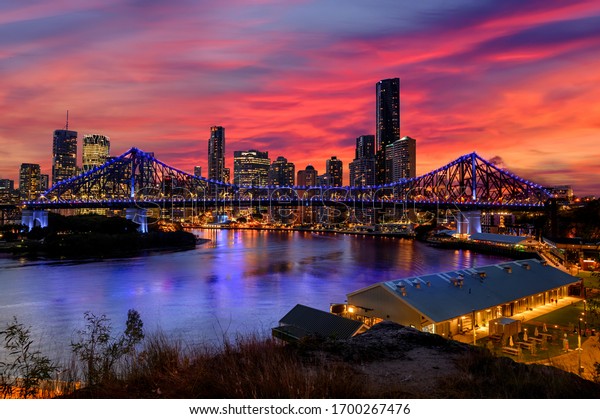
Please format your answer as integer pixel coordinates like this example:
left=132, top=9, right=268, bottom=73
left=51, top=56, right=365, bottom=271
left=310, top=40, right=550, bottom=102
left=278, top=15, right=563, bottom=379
left=1, top=230, right=199, bottom=260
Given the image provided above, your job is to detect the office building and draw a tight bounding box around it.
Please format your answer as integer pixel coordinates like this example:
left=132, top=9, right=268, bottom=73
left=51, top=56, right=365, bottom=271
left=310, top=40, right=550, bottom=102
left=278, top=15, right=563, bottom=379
left=208, top=126, right=226, bottom=182
left=375, top=78, right=400, bottom=184
left=268, top=156, right=295, bottom=187
left=82, top=134, right=110, bottom=172
left=326, top=156, right=343, bottom=187
left=0, top=179, right=16, bottom=203
left=349, top=135, right=376, bottom=187
left=19, top=163, right=41, bottom=200
left=386, top=136, right=416, bottom=182
left=356, top=135, right=375, bottom=160
left=297, top=165, right=318, bottom=187
left=39, top=174, right=49, bottom=192
left=52, top=128, right=78, bottom=185
left=233, top=150, right=270, bottom=186
left=194, top=166, right=202, bottom=178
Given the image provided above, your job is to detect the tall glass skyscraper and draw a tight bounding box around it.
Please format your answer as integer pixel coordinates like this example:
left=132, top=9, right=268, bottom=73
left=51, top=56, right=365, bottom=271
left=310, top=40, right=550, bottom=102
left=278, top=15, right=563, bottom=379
left=52, top=129, right=78, bottom=185
left=208, top=126, right=226, bottom=182
left=375, top=78, right=400, bottom=184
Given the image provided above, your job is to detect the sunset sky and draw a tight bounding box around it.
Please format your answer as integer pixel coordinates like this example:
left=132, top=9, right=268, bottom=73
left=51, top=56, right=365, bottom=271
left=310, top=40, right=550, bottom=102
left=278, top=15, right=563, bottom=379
left=1, top=0, right=600, bottom=195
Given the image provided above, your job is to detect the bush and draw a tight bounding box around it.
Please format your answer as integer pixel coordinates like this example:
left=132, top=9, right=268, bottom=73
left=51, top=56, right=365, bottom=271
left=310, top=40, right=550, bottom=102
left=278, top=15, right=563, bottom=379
left=71, top=309, right=144, bottom=386
left=0, top=317, right=58, bottom=398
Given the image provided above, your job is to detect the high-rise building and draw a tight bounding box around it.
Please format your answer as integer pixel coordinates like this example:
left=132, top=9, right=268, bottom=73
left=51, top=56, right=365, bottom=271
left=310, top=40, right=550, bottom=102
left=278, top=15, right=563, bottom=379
left=52, top=128, right=78, bottom=185
left=326, top=156, right=343, bottom=187
left=194, top=166, right=202, bottom=178
left=387, top=136, right=416, bottom=182
left=233, top=150, right=270, bottom=186
left=355, top=135, right=375, bottom=160
left=82, top=134, right=110, bottom=172
left=208, top=126, right=226, bottom=182
left=0, top=179, right=16, bottom=203
left=349, top=135, right=376, bottom=187
left=39, top=174, right=49, bottom=192
left=268, top=156, right=295, bottom=187
left=297, top=165, right=318, bottom=187
left=375, top=78, right=400, bottom=184
left=19, top=163, right=41, bottom=200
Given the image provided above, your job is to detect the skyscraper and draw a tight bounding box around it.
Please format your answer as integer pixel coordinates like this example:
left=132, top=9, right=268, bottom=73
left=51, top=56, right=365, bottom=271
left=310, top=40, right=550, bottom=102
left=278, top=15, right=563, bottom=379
left=52, top=128, right=78, bottom=185
left=19, top=163, right=40, bottom=200
left=194, top=166, right=202, bottom=178
left=349, top=135, right=376, bottom=187
left=268, top=156, right=295, bottom=187
left=375, top=78, right=400, bottom=184
left=297, top=165, right=318, bottom=187
left=233, top=150, right=270, bottom=186
left=326, top=156, right=343, bottom=187
left=82, top=134, right=110, bottom=172
left=387, top=136, right=416, bottom=182
left=208, top=126, right=226, bottom=182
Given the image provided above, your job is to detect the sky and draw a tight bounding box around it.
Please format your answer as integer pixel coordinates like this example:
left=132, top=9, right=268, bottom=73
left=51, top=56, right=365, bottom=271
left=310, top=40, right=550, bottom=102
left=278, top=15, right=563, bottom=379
left=1, top=0, right=600, bottom=196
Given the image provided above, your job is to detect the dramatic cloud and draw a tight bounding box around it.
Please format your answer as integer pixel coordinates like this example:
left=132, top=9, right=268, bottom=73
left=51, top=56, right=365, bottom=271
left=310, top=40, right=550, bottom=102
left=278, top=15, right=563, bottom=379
left=1, top=0, right=599, bottom=195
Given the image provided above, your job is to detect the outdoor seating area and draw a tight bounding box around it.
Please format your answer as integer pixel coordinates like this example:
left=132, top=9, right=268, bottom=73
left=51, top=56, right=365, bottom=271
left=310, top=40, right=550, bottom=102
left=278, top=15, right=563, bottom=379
left=481, top=298, right=593, bottom=363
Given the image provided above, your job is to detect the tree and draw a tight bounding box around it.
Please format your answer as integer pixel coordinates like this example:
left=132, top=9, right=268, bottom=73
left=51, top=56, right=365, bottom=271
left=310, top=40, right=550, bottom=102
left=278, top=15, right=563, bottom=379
left=71, top=309, right=144, bottom=386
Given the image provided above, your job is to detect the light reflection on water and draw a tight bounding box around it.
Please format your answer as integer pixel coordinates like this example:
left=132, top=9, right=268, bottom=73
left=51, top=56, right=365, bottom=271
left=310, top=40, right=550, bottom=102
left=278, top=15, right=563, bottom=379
left=0, top=229, right=508, bottom=360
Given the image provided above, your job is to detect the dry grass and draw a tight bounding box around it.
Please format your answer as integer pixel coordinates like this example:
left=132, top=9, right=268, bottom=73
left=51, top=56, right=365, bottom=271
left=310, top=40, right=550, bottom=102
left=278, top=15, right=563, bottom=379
left=64, top=332, right=365, bottom=398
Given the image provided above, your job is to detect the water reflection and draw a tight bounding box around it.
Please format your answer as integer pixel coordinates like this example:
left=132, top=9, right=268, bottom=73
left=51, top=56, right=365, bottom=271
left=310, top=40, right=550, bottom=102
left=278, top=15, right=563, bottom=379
left=0, top=229, right=508, bottom=359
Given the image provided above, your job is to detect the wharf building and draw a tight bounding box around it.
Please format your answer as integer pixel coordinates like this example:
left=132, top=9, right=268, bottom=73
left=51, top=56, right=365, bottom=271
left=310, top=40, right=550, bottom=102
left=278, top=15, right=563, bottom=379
left=82, top=134, right=110, bottom=172
left=52, top=128, right=78, bottom=185
left=341, top=259, right=580, bottom=339
left=233, top=150, right=270, bottom=187
left=268, top=156, right=295, bottom=187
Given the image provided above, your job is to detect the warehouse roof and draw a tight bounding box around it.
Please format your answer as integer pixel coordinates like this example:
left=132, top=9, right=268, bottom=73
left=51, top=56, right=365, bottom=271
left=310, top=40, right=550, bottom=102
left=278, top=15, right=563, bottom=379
left=348, top=259, right=579, bottom=323
left=272, top=304, right=365, bottom=342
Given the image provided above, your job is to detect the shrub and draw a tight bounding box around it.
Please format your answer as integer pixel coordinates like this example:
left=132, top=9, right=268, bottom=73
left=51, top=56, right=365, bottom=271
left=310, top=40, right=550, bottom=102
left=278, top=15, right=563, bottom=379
left=71, top=309, right=144, bottom=386
left=0, top=317, right=58, bottom=398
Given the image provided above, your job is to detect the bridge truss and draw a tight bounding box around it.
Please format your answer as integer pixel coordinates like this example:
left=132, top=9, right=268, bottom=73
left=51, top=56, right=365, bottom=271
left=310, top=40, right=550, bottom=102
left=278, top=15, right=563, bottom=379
left=27, top=147, right=550, bottom=225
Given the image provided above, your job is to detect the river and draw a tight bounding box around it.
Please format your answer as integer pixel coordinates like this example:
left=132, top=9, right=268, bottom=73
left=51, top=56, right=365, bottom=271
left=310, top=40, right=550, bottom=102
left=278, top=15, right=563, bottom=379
left=0, top=229, right=508, bottom=361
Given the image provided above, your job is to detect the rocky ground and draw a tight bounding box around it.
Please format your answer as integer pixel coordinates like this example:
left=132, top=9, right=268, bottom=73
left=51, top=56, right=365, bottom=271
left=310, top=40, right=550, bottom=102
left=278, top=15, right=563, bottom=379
left=312, top=322, right=600, bottom=398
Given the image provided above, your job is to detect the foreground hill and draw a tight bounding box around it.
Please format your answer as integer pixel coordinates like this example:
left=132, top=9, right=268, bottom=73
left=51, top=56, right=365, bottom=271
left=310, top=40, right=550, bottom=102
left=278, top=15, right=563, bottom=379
left=64, top=322, right=600, bottom=398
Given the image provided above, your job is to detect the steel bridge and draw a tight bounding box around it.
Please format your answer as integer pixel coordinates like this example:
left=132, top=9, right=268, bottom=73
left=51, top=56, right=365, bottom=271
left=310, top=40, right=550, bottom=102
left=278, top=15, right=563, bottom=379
left=20, top=147, right=551, bottom=227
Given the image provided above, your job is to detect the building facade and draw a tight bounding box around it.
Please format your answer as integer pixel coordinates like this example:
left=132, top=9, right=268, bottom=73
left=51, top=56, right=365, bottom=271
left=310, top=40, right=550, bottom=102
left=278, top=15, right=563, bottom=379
left=375, top=78, right=400, bottom=184
left=349, top=135, right=376, bottom=187
left=208, top=126, right=226, bottom=182
left=52, top=129, right=78, bottom=185
left=326, top=156, right=343, bottom=187
left=19, top=163, right=41, bottom=200
left=233, top=150, right=271, bottom=186
left=82, top=134, right=110, bottom=172
left=297, top=165, right=318, bottom=187
left=268, top=156, right=295, bottom=187
left=386, top=136, right=416, bottom=182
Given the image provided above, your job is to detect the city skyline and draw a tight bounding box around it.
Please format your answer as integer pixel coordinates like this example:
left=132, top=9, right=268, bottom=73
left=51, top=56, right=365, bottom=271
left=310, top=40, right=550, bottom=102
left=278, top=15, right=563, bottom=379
left=1, top=1, right=600, bottom=195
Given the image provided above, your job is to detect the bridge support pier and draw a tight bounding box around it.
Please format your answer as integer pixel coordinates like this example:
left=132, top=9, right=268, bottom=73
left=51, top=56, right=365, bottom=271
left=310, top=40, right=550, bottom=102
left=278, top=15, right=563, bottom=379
left=457, top=210, right=482, bottom=236
left=21, top=209, right=49, bottom=231
left=126, top=208, right=149, bottom=233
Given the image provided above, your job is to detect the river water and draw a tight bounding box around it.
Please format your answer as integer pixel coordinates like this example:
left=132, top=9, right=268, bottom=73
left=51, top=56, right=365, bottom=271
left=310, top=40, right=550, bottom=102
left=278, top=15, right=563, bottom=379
left=0, top=229, right=508, bottom=360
